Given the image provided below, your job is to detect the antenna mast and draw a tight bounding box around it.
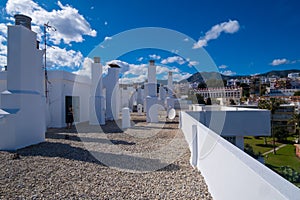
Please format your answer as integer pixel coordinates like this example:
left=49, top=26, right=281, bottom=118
left=43, top=22, right=56, bottom=100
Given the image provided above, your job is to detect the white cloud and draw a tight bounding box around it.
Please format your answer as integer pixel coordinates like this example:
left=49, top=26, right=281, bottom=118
left=31, top=25, right=43, bottom=41
left=2, top=0, right=97, bottom=70
left=0, top=35, right=7, bottom=55
left=73, top=57, right=92, bottom=78
left=0, top=55, right=6, bottom=68
left=186, top=58, right=199, bottom=67
left=270, top=58, right=289, bottom=66
left=46, top=46, right=83, bottom=69
left=0, top=33, right=7, bottom=67
left=183, top=38, right=189, bottom=42
left=137, top=57, right=143, bottom=62
left=120, top=74, right=147, bottom=84
left=193, top=20, right=240, bottom=49
left=173, top=72, right=192, bottom=82
left=161, top=56, right=185, bottom=65
left=170, top=67, right=180, bottom=73
left=188, top=60, right=199, bottom=67
left=5, top=0, right=97, bottom=45
left=104, top=36, right=112, bottom=41
left=0, top=23, right=7, bottom=37
left=124, top=63, right=148, bottom=76
left=120, top=62, right=148, bottom=84
left=149, top=54, right=161, bottom=60
left=156, top=65, right=170, bottom=74
left=104, top=21, right=108, bottom=26
left=221, top=70, right=236, bottom=76
left=218, top=64, right=228, bottom=69
left=97, top=59, right=190, bottom=84
left=171, top=49, right=179, bottom=54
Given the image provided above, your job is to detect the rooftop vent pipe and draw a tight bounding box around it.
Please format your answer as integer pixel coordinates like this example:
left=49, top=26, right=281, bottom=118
left=94, top=57, right=100, bottom=63
left=14, top=14, right=32, bottom=30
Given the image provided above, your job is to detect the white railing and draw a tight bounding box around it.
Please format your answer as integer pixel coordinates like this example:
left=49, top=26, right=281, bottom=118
left=180, top=111, right=300, bottom=200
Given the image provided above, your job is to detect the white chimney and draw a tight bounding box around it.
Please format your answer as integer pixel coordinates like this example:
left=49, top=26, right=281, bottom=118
left=168, top=71, right=173, bottom=91
left=148, top=60, right=156, bottom=85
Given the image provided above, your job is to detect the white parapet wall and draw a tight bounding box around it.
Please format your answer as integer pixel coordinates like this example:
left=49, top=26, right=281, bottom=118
left=180, top=111, right=300, bottom=200
left=187, top=105, right=271, bottom=137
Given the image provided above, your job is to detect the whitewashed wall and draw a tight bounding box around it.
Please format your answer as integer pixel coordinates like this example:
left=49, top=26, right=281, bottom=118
left=1, top=70, right=91, bottom=129
left=0, top=72, right=7, bottom=106
left=0, top=25, right=45, bottom=150
left=47, top=71, right=90, bottom=128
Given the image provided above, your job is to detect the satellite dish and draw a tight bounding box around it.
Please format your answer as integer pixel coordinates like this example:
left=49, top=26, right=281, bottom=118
left=168, top=108, right=176, bottom=120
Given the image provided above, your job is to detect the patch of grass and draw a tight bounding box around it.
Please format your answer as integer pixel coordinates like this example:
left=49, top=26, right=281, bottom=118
left=244, top=136, right=278, bottom=154
left=265, top=145, right=300, bottom=173
left=265, top=145, right=300, bottom=187
left=245, top=135, right=300, bottom=187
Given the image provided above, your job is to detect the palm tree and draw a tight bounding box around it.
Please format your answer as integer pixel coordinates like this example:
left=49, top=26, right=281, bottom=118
left=258, top=98, right=280, bottom=154
left=288, top=113, right=300, bottom=143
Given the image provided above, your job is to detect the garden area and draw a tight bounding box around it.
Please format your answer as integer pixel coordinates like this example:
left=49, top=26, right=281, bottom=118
left=244, top=135, right=300, bottom=188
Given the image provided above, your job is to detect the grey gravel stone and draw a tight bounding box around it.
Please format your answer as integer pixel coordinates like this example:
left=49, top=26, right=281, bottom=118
left=0, top=113, right=213, bottom=199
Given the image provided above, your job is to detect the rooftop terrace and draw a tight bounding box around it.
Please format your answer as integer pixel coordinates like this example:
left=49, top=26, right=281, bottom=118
left=0, top=113, right=212, bottom=199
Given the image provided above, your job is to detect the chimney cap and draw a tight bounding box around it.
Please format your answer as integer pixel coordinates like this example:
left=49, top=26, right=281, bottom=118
left=108, top=63, right=121, bottom=68
left=94, top=57, right=100, bottom=63
left=14, top=14, right=32, bottom=30
left=14, top=14, right=32, bottom=21
left=149, top=60, right=155, bottom=64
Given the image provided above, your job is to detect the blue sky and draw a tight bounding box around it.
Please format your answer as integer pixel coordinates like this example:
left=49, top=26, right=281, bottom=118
left=0, top=0, right=300, bottom=83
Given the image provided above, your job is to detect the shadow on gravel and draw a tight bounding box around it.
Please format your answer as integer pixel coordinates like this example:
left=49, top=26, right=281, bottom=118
left=16, top=141, right=179, bottom=172
left=17, top=141, right=107, bottom=166
left=156, top=163, right=180, bottom=171
left=46, top=132, right=135, bottom=145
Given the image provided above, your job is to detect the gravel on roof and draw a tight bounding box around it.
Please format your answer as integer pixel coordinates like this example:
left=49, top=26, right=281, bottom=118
left=0, top=114, right=212, bottom=199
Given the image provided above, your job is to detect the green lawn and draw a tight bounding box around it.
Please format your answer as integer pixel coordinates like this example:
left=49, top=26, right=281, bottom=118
left=244, top=136, right=280, bottom=154
left=265, top=144, right=300, bottom=173
left=244, top=136, right=300, bottom=187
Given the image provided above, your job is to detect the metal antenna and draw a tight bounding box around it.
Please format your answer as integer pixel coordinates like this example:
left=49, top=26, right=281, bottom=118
left=43, top=22, right=56, bottom=100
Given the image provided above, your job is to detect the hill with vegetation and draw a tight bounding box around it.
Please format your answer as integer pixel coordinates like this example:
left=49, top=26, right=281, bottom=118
left=182, top=69, right=300, bottom=83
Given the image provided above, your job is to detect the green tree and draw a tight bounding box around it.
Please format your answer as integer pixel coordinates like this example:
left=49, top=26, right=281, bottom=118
left=195, top=93, right=206, bottom=104
left=206, top=97, right=212, bottom=105
left=198, top=82, right=207, bottom=89
left=259, top=84, right=268, bottom=96
left=244, top=144, right=258, bottom=159
left=279, top=166, right=300, bottom=183
left=258, top=98, right=281, bottom=154
left=294, top=91, right=300, bottom=96
left=273, top=127, right=288, bottom=142
left=288, top=113, right=300, bottom=143
left=229, top=99, right=236, bottom=105
left=240, top=83, right=250, bottom=97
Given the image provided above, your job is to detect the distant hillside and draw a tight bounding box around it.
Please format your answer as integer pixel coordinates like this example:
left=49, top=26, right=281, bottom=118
left=183, top=72, right=230, bottom=83
left=182, top=69, right=300, bottom=83
left=259, top=69, right=300, bottom=78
